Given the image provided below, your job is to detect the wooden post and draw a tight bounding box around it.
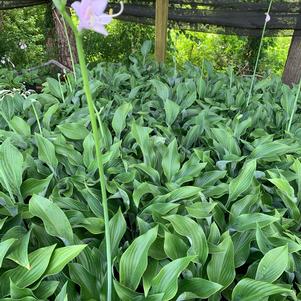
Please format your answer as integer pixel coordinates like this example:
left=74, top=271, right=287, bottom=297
left=155, top=0, right=169, bottom=63
left=282, top=32, right=301, bottom=87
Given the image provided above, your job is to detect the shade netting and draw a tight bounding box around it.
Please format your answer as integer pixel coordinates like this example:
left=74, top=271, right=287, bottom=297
left=2, top=0, right=301, bottom=36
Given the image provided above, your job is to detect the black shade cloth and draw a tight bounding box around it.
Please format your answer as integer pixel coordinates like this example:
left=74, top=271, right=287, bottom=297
left=2, top=0, right=301, bottom=36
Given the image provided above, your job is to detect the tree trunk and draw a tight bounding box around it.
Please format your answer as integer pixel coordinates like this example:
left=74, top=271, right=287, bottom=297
left=282, top=32, right=301, bottom=86
left=52, top=7, right=78, bottom=70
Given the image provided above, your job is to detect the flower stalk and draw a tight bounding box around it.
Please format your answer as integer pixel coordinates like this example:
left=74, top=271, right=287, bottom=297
left=246, top=0, right=273, bottom=107
left=55, top=2, right=118, bottom=300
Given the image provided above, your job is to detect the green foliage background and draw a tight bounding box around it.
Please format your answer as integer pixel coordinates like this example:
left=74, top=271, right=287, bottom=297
left=0, top=5, right=292, bottom=75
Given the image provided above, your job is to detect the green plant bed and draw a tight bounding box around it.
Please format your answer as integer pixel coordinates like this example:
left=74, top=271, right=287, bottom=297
left=0, top=44, right=301, bottom=300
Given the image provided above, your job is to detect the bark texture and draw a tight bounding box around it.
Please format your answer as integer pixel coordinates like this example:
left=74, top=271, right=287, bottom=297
left=282, top=33, right=301, bottom=87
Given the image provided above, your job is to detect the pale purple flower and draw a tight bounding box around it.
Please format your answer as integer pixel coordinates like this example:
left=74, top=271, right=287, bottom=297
left=71, top=0, right=123, bottom=36
left=19, top=42, right=28, bottom=50
left=265, top=12, right=271, bottom=23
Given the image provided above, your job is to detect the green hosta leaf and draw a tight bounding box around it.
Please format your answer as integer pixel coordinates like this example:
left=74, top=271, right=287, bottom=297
left=46, top=77, right=65, bottom=98
left=0, top=238, right=16, bottom=267
left=0, top=139, right=23, bottom=197
left=186, top=202, right=217, bottom=219
left=164, top=215, right=208, bottom=264
left=131, top=123, right=154, bottom=167
left=232, top=278, right=293, bottom=301
left=10, top=279, right=35, bottom=299
left=150, top=79, right=169, bottom=101
left=35, top=133, right=58, bottom=172
left=211, top=127, right=241, bottom=156
left=54, top=281, right=68, bottom=301
left=232, top=231, right=254, bottom=267
left=120, top=226, right=158, bottom=290
left=34, top=281, right=59, bottom=299
left=161, top=186, right=201, bottom=203
left=58, top=122, right=90, bottom=140
left=114, top=280, right=165, bottom=301
left=164, top=99, right=180, bottom=126
left=45, top=245, right=87, bottom=276
left=255, top=246, right=288, bottom=282
left=269, top=177, right=300, bottom=221
left=162, top=139, right=180, bottom=182
left=164, top=232, right=188, bottom=260
left=231, top=213, right=280, bottom=231
left=21, top=174, right=53, bottom=199
left=29, top=195, right=73, bottom=244
left=207, top=232, right=235, bottom=288
left=177, top=278, right=223, bottom=300
left=112, top=102, right=132, bottom=138
left=0, top=245, right=55, bottom=297
left=68, top=263, right=99, bottom=300
left=143, top=258, right=159, bottom=296
left=150, top=256, right=195, bottom=300
left=10, top=116, right=31, bottom=137
left=42, top=103, right=59, bottom=130
left=228, top=159, right=256, bottom=203
left=7, top=230, right=31, bottom=269
left=250, top=141, right=299, bottom=160
left=100, top=208, right=127, bottom=259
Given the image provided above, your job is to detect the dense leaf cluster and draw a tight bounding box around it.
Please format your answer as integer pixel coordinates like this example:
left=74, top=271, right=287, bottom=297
left=0, top=42, right=301, bottom=300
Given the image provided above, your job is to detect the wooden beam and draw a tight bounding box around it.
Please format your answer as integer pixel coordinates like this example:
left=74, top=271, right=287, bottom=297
left=155, top=0, right=169, bottom=63
left=282, top=32, right=301, bottom=87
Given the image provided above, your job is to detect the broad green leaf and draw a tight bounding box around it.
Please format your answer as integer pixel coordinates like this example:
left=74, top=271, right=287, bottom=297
left=7, top=230, right=31, bottom=269
left=150, top=79, right=169, bottom=101
left=114, top=280, right=164, bottom=301
left=231, top=213, right=280, bottom=231
left=269, top=177, right=300, bottom=220
left=58, top=122, right=90, bottom=140
left=0, top=239, right=16, bottom=267
left=158, top=186, right=201, bottom=203
left=0, top=139, right=23, bottom=197
left=177, top=278, right=223, bottom=300
left=42, top=103, right=59, bottom=130
left=54, top=281, right=68, bottom=301
left=250, top=141, right=299, bottom=160
left=10, top=280, right=35, bottom=299
left=45, top=245, right=87, bottom=275
left=68, top=263, right=99, bottom=300
left=46, top=77, right=64, bottom=99
left=21, top=174, right=53, bottom=198
left=211, top=127, right=241, bottom=156
left=35, top=133, right=58, bottom=171
left=164, top=215, right=208, bottom=263
left=0, top=245, right=55, bottom=297
left=207, top=232, right=235, bottom=288
left=232, top=278, right=293, bottom=301
left=164, top=99, right=180, bottom=126
left=131, top=123, right=154, bottom=167
left=228, top=160, right=256, bottom=203
left=186, top=202, right=217, bottom=219
left=120, top=226, right=158, bottom=290
left=29, top=195, right=73, bottom=244
left=232, top=231, right=253, bottom=267
left=112, top=102, right=132, bottom=138
left=33, top=281, right=59, bottom=299
left=108, top=208, right=128, bottom=256
left=150, top=256, right=195, bottom=300
left=255, top=246, right=288, bottom=282
left=162, top=139, right=180, bottom=182
left=164, top=232, right=188, bottom=260
left=10, top=116, right=31, bottom=137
